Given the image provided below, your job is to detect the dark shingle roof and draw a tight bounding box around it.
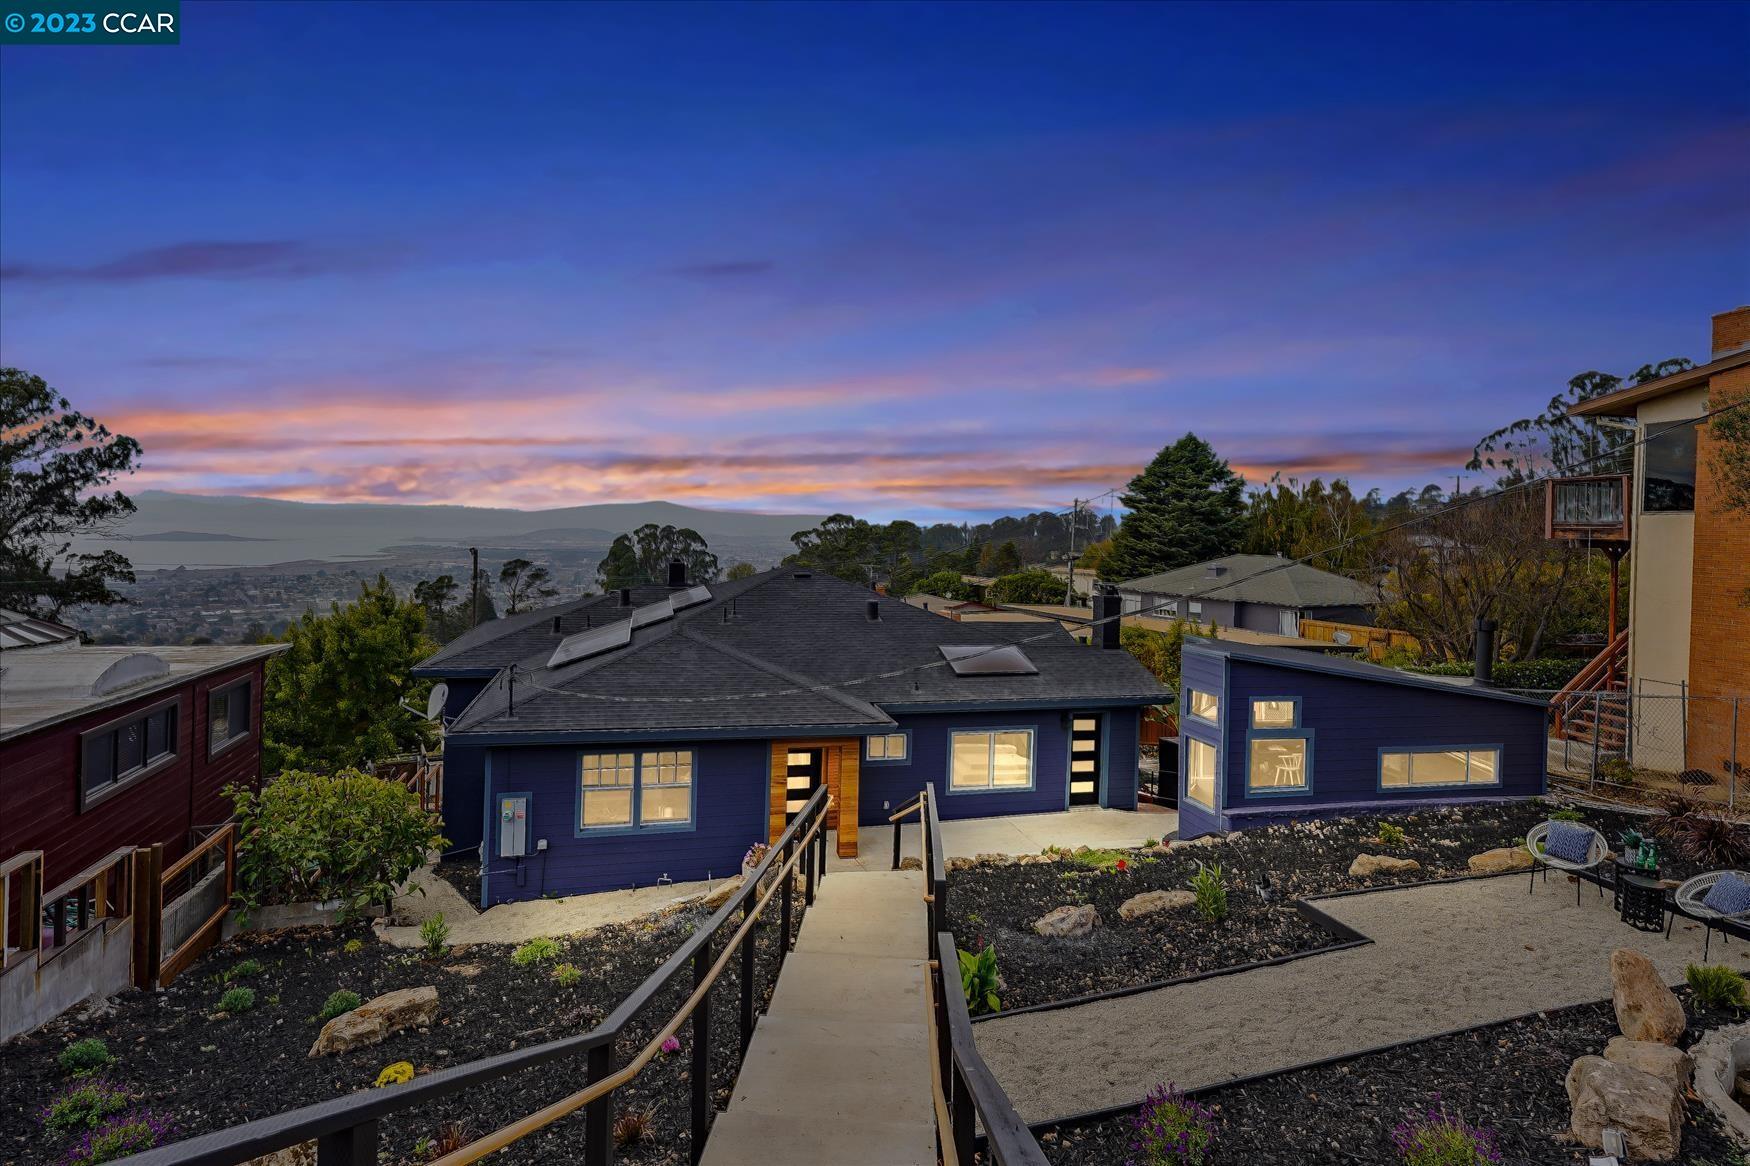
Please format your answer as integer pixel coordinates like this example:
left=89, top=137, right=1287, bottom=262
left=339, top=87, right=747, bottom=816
left=413, top=586, right=677, bottom=676
left=445, top=569, right=1166, bottom=739
left=1119, top=554, right=1378, bottom=609
left=1188, top=637, right=1548, bottom=708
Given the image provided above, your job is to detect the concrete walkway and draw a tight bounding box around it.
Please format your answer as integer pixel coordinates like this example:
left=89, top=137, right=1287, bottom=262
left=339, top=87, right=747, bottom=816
left=975, top=872, right=1750, bottom=1123
left=701, top=870, right=936, bottom=1166
left=834, top=806, right=1176, bottom=872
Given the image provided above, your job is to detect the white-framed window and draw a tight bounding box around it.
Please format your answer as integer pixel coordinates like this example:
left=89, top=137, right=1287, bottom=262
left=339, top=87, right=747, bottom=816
left=1186, top=688, right=1219, bottom=724
left=865, top=733, right=908, bottom=762
left=1184, top=737, right=1217, bottom=810
left=1248, top=737, right=1309, bottom=792
left=207, top=680, right=251, bottom=756
left=580, top=752, right=636, bottom=828
left=1379, top=747, right=1501, bottom=789
left=1251, top=699, right=1296, bottom=728
left=949, top=729, right=1034, bottom=792
left=1188, top=601, right=1202, bottom=617
left=639, top=750, right=694, bottom=826
left=1122, top=593, right=1142, bottom=615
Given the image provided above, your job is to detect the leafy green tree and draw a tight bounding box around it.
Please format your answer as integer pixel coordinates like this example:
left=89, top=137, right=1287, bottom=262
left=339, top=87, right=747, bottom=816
left=725, top=561, right=757, bottom=581
left=499, top=557, right=558, bottom=614
left=915, top=570, right=976, bottom=601
left=597, top=524, right=719, bottom=588
left=1469, top=361, right=1691, bottom=481
left=979, top=540, right=1023, bottom=576
left=0, top=368, right=141, bottom=618
left=263, top=576, right=438, bottom=773
left=787, top=513, right=878, bottom=583
left=1242, top=476, right=1376, bottom=574
left=987, top=569, right=1064, bottom=604
left=1118, top=619, right=1211, bottom=709
left=1099, top=434, right=1246, bottom=582
left=597, top=535, right=641, bottom=589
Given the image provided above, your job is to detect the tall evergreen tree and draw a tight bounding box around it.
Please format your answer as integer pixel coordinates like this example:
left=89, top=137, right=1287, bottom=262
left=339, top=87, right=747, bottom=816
left=1099, top=433, right=1246, bottom=582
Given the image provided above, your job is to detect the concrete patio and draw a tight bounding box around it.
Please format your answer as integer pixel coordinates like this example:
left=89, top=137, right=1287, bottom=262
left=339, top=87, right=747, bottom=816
left=830, top=805, right=1176, bottom=872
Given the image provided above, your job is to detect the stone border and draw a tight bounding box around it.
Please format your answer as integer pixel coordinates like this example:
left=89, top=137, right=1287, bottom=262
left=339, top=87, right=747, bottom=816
left=1690, top=1020, right=1750, bottom=1144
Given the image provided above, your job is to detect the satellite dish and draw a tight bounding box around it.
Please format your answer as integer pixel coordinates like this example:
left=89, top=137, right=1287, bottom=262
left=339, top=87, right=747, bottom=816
left=425, top=682, right=449, bottom=721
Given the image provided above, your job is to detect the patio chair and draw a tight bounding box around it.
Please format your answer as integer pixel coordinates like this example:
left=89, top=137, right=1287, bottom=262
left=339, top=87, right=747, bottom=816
left=1668, top=870, right=1750, bottom=961
left=1526, top=821, right=1609, bottom=905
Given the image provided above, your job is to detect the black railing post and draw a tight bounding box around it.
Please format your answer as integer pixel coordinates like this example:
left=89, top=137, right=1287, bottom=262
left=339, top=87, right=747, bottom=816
left=779, top=836, right=794, bottom=959
left=803, top=826, right=816, bottom=907
left=950, top=1061, right=975, bottom=1164
left=316, top=1119, right=378, bottom=1166
left=892, top=810, right=903, bottom=870
left=739, top=897, right=757, bottom=1055
left=583, top=1042, right=616, bottom=1166
left=690, top=938, right=712, bottom=1165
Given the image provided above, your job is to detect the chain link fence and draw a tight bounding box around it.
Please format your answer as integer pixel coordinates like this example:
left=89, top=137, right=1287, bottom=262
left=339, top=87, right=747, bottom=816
left=1543, top=686, right=1747, bottom=810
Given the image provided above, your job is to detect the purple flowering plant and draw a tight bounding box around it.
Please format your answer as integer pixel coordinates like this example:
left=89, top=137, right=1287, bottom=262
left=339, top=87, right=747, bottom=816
left=1128, top=1083, right=1218, bottom=1166
left=1390, top=1098, right=1502, bottom=1166
left=40, top=1078, right=134, bottom=1135
left=62, top=1109, right=174, bottom=1166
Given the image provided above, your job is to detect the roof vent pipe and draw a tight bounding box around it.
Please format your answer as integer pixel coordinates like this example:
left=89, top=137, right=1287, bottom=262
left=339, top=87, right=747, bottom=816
left=667, top=560, right=686, bottom=588
left=865, top=599, right=881, bottom=621
left=552, top=616, right=562, bottom=634
left=1094, top=592, right=1122, bottom=650
left=619, top=588, right=632, bottom=607
left=1473, top=617, right=1497, bottom=685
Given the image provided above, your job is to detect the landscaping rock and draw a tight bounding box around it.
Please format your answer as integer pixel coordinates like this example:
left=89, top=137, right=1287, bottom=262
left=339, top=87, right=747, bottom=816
left=1117, top=890, right=1196, bottom=921
left=1604, top=1036, right=1694, bottom=1092
left=1691, top=1022, right=1750, bottom=1146
left=1566, top=1054, right=1683, bottom=1162
left=897, top=857, right=923, bottom=871
left=946, top=856, right=978, bottom=873
left=443, top=963, right=483, bottom=978
left=309, top=986, right=439, bottom=1057
left=1611, top=948, right=1686, bottom=1045
left=1348, top=854, right=1422, bottom=878
left=1468, top=846, right=1533, bottom=874
left=1012, top=854, right=1055, bottom=865
left=974, top=852, right=1011, bottom=867
left=1032, top=904, right=1100, bottom=938
left=701, top=876, right=743, bottom=909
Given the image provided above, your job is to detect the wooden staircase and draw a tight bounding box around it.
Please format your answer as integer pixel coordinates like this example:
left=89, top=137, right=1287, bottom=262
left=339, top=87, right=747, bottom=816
left=1551, top=629, right=1629, bottom=750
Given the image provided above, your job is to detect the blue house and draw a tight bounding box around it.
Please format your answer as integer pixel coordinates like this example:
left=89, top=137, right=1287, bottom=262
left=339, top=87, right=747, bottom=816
left=1176, top=638, right=1548, bottom=837
left=415, top=569, right=1164, bottom=905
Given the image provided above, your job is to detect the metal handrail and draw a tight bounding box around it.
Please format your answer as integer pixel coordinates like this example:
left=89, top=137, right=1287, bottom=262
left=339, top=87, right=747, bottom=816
left=122, top=783, right=835, bottom=1166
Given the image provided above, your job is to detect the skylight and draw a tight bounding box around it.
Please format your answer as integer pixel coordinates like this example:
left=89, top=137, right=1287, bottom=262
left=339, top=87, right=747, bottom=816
left=548, top=619, right=632, bottom=668
left=672, top=584, right=712, bottom=610
left=940, top=644, right=1038, bottom=676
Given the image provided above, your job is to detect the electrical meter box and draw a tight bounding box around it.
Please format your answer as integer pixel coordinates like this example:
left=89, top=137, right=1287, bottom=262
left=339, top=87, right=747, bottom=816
left=498, top=795, right=529, bottom=857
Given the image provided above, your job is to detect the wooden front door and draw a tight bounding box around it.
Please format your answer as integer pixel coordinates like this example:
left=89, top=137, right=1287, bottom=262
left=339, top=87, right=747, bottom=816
left=785, top=748, right=823, bottom=823
left=1069, top=715, right=1102, bottom=806
left=768, top=740, right=861, bottom=858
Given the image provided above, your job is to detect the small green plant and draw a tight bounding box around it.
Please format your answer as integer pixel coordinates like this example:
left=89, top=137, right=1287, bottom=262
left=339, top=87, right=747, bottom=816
left=218, top=986, right=257, bottom=1014
left=343, top=938, right=364, bottom=954
left=1377, top=823, right=1408, bottom=848
left=552, top=962, right=583, bottom=987
left=224, top=958, right=264, bottom=981
left=1600, top=757, right=1638, bottom=787
left=1143, top=838, right=1160, bottom=848
left=511, top=936, right=562, bottom=967
left=1130, top=1083, right=1218, bottom=1164
left=1189, top=862, right=1227, bottom=923
left=316, top=989, right=362, bottom=1023
left=958, top=944, right=1001, bottom=1015
left=1070, top=847, right=1126, bottom=871
left=58, top=1039, right=114, bottom=1077
left=1391, top=1105, right=1502, bottom=1165
left=40, top=1079, right=133, bottom=1133
left=1550, top=807, right=1585, bottom=823
left=1687, top=963, right=1750, bottom=1011
left=63, top=1110, right=173, bottom=1165
left=419, top=913, right=451, bottom=958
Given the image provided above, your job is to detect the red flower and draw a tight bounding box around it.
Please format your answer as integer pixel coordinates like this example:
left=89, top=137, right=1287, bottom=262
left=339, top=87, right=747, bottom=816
left=1116, top=859, right=1129, bottom=872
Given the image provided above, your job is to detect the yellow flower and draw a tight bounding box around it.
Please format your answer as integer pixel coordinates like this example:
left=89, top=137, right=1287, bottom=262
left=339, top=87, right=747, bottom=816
left=374, top=1061, right=415, bottom=1087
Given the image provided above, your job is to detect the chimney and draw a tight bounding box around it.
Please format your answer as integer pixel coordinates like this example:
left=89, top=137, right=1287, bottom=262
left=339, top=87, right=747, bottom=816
left=1473, top=617, right=1497, bottom=685
left=552, top=615, right=562, bottom=634
left=667, top=560, right=687, bottom=588
left=865, top=599, right=881, bottom=621
left=1206, top=565, right=1227, bottom=578
left=1713, top=306, right=1750, bottom=357
left=619, top=587, right=632, bottom=607
left=1094, top=591, right=1122, bottom=650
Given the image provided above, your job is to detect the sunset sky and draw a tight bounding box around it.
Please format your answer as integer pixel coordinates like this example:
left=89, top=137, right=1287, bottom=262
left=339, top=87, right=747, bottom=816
left=2, top=1, right=1746, bottom=521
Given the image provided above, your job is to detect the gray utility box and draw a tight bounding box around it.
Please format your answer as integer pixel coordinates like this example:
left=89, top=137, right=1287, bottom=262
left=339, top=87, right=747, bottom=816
left=497, top=794, right=529, bottom=858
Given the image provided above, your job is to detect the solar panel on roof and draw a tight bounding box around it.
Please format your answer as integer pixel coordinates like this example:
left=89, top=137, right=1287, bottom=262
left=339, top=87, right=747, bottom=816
left=548, top=619, right=632, bottom=668
left=672, top=584, right=712, bottom=610
left=940, top=644, right=1038, bottom=676
left=630, top=598, right=674, bottom=628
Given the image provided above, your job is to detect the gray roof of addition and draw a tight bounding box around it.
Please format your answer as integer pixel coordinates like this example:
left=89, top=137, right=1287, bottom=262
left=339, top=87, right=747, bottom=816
left=1118, top=554, right=1378, bottom=609
left=1187, top=637, right=1549, bottom=708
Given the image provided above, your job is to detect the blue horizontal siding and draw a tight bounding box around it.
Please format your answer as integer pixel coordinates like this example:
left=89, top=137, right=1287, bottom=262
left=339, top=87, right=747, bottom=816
left=483, top=739, right=768, bottom=903
left=437, top=679, right=490, bottom=854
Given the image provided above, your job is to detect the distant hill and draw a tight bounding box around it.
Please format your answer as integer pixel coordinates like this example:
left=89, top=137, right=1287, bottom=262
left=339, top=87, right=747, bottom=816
left=72, top=492, right=827, bottom=570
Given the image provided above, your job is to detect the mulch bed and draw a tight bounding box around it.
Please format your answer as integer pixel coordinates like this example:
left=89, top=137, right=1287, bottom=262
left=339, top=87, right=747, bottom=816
left=3, top=906, right=800, bottom=1166
left=1035, top=994, right=1744, bottom=1165
left=949, top=800, right=1713, bottom=1013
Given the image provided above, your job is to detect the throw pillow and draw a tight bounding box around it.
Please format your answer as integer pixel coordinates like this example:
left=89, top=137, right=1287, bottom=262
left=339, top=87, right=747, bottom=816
left=1543, top=821, right=1594, bottom=865
left=1702, top=872, right=1750, bottom=916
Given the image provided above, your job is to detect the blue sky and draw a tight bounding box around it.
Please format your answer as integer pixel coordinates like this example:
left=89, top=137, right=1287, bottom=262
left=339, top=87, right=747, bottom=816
left=2, top=1, right=1746, bottom=519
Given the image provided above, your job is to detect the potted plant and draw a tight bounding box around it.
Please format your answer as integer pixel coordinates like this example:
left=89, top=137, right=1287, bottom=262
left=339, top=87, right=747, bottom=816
left=1620, top=828, right=1642, bottom=862
left=741, top=843, right=769, bottom=880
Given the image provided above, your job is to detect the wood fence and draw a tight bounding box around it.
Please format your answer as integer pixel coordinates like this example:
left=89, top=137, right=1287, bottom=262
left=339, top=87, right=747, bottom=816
left=1297, top=618, right=1420, bottom=662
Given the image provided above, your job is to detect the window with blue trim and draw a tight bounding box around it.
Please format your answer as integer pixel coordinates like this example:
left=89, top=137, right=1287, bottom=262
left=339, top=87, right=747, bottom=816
left=949, top=729, right=1034, bottom=792
left=865, top=732, right=908, bottom=762
left=1186, top=688, right=1219, bottom=724
left=579, top=750, right=694, bottom=830
left=1184, top=737, right=1217, bottom=810
left=1380, top=747, right=1500, bottom=789
left=1246, top=698, right=1309, bottom=794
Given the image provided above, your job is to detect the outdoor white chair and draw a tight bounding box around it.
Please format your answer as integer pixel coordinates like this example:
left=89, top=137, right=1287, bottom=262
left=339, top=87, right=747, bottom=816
left=1525, top=821, right=1609, bottom=906
left=1668, top=870, right=1750, bottom=961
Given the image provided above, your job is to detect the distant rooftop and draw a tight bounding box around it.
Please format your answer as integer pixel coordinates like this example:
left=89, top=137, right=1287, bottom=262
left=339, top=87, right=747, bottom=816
left=0, top=607, right=81, bottom=652
left=1118, top=554, right=1378, bottom=610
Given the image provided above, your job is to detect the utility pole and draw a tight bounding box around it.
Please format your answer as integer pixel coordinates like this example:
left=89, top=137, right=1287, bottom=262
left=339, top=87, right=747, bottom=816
left=1064, top=498, right=1081, bottom=607
left=470, top=547, right=480, bottom=627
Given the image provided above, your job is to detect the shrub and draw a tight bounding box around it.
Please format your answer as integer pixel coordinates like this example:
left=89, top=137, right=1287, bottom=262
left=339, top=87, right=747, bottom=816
left=419, top=914, right=451, bottom=958
left=63, top=1110, right=173, bottom=1165
left=375, top=1061, right=415, bottom=1087
left=343, top=938, right=365, bottom=954
left=1130, top=1083, right=1218, bottom=1165
left=1390, top=1105, right=1502, bottom=1165
left=1189, top=863, right=1227, bottom=923
left=224, top=959, right=264, bottom=981
left=58, top=1039, right=113, bottom=1077
left=1378, top=823, right=1408, bottom=848
left=226, top=769, right=447, bottom=919
left=511, top=937, right=562, bottom=967
left=1686, top=964, right=1749, bottom=1011
left=1668, top=814, right=1750, bottom=869
left=958, top=944, right=1001, bottom=1015
left=41, top=1080, right=133, bottom=1134
left=218, top=987, right=256, bottom=1014
left=552, top=962, right=582, bottom=987
left=316, top=989, right=362, bottom=1023
left=1143, top=838, right=1160, bottom=848
left=1489, top=657, right=1588, bottom=690
left=1600, top=758, right=1639, bottom=787
left=1549, top=808, right=1584, bottom=823
left=742, top=842, right=769, bottom=870
left=612, top=1110, right=653, bottom=1147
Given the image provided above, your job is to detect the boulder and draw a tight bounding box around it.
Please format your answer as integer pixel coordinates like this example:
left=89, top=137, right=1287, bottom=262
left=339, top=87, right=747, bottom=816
left=1566, top=1055, right=1683, bottom=1162
left=897, top=857, right=923, bottom=871
left=1032, top=904, right=1099, bottom=938
left=1348, top=854, right=1422, bottom=878
left=1117, top=890, right=1197, bottom=921
left=1611, top=948, right=1686, bottom=1045
left=946, top=856, right=978, bottom=873
left=1468, top=847, right=1534, bottom=874
left=309, top=986, right=438, bottom=1057
left=1604, top=1037, right=1694, bottom=1092
left=702, top=876, right=744, bottom=909
left=1013, top=854, right=1055, bottom=865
